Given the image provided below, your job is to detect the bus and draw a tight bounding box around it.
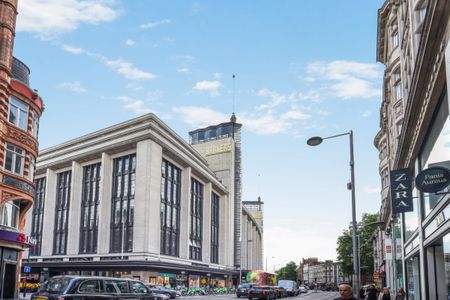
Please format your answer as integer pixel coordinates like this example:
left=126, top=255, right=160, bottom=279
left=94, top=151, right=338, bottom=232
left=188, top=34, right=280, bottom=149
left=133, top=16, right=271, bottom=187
left=246, top=270, right=276, bottom=286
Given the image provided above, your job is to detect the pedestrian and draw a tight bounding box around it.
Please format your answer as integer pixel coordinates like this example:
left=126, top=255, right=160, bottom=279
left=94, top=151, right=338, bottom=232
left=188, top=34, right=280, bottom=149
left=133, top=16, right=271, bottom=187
left=359, top=287, right=365, bottom=300
left=366, top=285, right=378, bottom=300
left=334, top=283, right=358, bottom=300
left=378, top=287, right=391, bottom=300
left=395, top=288, right=405, bottom=300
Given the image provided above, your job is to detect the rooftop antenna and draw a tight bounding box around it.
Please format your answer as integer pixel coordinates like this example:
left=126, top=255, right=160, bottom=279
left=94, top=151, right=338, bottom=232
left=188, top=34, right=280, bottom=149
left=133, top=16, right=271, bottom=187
left=232, top=74, right=236, bottom=114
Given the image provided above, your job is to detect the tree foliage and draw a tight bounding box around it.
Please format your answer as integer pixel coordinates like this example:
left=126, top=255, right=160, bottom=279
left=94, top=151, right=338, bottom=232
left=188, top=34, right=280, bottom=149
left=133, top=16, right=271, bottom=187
left=275, top=261, right=298, bottom=281
left=336, top=213, right=378, bottom=277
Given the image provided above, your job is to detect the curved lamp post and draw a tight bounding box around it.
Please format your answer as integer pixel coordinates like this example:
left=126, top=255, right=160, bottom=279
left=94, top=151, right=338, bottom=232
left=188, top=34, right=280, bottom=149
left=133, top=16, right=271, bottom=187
left=307, top=130, right=359, bottom=295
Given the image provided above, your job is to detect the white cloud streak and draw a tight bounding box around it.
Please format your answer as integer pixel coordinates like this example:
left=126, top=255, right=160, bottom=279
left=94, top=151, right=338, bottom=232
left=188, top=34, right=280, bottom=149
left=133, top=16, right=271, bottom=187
left=193, top=80, right=222, bottom=97
left=57, top=81, right=87, bottom=92
left=17, top=0, right=119, bottom=39
left=140, top=19, right=171, bottom=29
left=116, top=96, right=152, bottom=114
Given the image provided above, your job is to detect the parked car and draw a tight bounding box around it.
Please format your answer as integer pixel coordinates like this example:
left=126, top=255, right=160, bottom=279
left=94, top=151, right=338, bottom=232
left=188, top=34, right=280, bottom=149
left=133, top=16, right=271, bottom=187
left=277, top=280, right=298, bottom=296
left=271, top=286, right=287, bottom=298
left=248, top=285, right=276, bottom=300
left=299, top=286, right=308, bottom=294
left=31, top=275, right=170, bottom=300
left=237, top=283, right=254, bottom=297
left=147, top=285, right=181, bottom=299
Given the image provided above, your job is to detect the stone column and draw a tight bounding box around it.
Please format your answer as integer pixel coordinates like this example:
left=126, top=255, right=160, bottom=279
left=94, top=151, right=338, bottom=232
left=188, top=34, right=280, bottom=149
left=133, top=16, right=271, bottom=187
left=179, top=166, right=191, bottom=259
left=134, top=139, right=162, bottom=254
left=67, top=161, right=82, bottom=255
left=219, top=193, right=228, bottom=265
left=98, top=153, right=113, bottom=254
left=41, top=169, right=56, bottom=256
left=202, top=183, right=212, bottom=262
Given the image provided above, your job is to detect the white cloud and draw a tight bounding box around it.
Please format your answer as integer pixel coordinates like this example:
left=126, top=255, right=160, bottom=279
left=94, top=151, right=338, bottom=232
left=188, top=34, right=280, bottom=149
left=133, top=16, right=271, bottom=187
left=362, top=110, right=372, bottom=118
left=62, top=44, right=85, bottom=54
left=318, top=110, right=330, bottom=116
left=257, top=89, right=286, bottom=110
left=116, top=96, right=152, bottom=114
left=192, top=80, right=222, bottom=97
left=105, top=59, right=156, bottom=80
left=177, top=67, right=190, bottom=73
left=125, top=39, right=135, bottom=46
left=57, top=81, right=86, bottom=92
left=17, top=0, right=119, bottom=39
left=140, top=19, right=171, bottom=29
left=126, top=83, right=144, bottom=91
left=306, top=60, right=382, bottom=99
left=172, top=106, right=228, bottom=128
left=281, top=110, right=310, bottom=121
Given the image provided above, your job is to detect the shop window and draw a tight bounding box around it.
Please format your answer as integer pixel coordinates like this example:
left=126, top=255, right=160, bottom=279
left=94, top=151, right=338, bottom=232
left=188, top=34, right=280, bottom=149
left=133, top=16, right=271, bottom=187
left=4, top=143, right=25, bottom=176
left=190, top=178, right=203, bottom=261
left=31, top=177, right=46, bottom=256
left=53, top=171, right=71, bottom=255
left=28, top=154, right=35, bottom=181
left=419, top=92, right=450, bottom=216
left=406, top=256, right=420, bottom=299
left=8, top=96, right=28, bottom=131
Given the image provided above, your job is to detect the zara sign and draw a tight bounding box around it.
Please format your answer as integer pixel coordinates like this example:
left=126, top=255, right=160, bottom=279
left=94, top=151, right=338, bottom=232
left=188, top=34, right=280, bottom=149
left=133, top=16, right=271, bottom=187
left=390, top=168, right=413, bottom=213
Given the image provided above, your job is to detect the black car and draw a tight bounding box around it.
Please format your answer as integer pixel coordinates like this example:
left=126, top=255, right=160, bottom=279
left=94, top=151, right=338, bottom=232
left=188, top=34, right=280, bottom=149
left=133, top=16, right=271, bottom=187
left=30, top=275, right=170, bottom=300
left=236, top=283, right=254, bottom=297
left=247, top=286, right=276, bottom=300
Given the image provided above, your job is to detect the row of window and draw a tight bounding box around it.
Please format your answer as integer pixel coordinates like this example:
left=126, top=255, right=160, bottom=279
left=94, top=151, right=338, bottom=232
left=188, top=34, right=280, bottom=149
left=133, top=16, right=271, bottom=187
left=4, top=142, right=36, bottom=181
left=30, top=155, right=220, bottom=264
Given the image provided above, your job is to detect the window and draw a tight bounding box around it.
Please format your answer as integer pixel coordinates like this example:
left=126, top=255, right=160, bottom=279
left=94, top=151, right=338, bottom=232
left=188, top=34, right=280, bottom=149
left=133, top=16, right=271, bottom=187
left=79, top=163, right=101, bottom=254
left=8, top=96, right=28, bottom=130
left=0, top=201, right=20, bottom=228
left=189, top=178, right=203, bottom=261
left=393, top=69, right=403, bottom=101
left=110, top=154, right=136, bottom=253
left=211, top=192, right=220, bottom=264
left=392, top=30, right=399, bottom=48
left=78, top=280, right=102, bottom=293
left=28, top=154, right=35, bottom=181
left=30, top=177, right=46, bottom=256
left=160, top=159, right=181, bottom=256
left=131, top=281, right=148, bottom=294
left=4, top=143, right=25, bottom=175
left=31, top=110, right=39, bottom=138
left=53, top=171, right=71, bottom=255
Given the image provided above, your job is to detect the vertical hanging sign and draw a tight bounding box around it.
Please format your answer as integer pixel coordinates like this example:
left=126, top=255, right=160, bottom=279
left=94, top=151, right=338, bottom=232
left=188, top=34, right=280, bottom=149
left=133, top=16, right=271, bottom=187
left=390, top=168, right=413, bottom=213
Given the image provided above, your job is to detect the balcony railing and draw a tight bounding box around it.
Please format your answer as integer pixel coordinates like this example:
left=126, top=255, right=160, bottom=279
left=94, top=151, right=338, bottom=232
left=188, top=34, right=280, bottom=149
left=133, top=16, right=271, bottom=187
left=12, top=57, right=30, bottom=86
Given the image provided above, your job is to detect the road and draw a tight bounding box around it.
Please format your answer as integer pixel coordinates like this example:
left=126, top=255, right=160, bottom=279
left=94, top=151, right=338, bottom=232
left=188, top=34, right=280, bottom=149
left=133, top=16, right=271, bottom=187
left=19, top=291, right=340, bottom=300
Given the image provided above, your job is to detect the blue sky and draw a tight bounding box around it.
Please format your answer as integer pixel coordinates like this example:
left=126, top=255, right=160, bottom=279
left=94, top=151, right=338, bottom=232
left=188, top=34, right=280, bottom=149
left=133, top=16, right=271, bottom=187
left=15, top=0, right=385, bottom=269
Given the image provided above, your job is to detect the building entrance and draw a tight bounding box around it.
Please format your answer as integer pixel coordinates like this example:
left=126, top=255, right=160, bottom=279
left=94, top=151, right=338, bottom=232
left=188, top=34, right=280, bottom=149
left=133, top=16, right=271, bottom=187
left=2, top=262, right=17, bottom=299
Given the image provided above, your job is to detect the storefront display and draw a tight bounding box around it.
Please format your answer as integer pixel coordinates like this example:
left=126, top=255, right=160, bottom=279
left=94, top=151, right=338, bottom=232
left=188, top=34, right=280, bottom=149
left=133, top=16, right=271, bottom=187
left=158, top=273, right=175, bottom=287
left=406, top=256, right=420, bottom=300
left=189, top=275, right=200, bottom=287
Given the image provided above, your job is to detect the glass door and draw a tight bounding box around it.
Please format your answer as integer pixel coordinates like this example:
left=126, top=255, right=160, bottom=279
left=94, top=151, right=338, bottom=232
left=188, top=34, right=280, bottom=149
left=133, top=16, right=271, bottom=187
left=2, top=262, right=17, bottom=299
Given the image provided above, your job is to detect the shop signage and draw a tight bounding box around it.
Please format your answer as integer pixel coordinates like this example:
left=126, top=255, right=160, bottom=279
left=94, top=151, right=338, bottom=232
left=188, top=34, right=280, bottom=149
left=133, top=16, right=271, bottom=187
left=206, top=143, right=232, bottom=156
left=158, top=273, right=175, bottom=278
left=385, top=238, right=392, bottom=260
left=390, top=168, right=413, bottom=213
left=0, top=229, right=36, bottom=246
left=415, top=166, right=450, bottom=193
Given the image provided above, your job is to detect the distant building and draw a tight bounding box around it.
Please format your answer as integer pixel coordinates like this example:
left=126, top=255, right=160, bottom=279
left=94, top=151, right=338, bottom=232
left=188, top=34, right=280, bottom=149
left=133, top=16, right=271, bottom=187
left=0, top=0, right=45, bottom=298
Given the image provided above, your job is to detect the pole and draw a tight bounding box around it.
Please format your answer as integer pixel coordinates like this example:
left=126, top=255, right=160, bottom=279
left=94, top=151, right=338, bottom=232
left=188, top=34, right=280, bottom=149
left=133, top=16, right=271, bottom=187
left=358, top=235, right=361, bottom=288
left=265, top=257, right=268, bottom=272
left=349, top=130, right=359, bottom=296
left=239, top=239, right=242, bottom=285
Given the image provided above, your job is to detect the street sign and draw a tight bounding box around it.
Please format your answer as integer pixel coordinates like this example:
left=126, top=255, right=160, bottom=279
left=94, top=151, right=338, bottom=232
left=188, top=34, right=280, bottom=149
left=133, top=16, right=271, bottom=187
left=24, top=266, right=31, bottom=273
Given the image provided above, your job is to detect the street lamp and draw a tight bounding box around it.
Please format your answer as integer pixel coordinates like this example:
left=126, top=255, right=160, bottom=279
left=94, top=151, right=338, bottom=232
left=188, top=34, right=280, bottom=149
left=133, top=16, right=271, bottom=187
left=307, top=130, right=359, bottom=295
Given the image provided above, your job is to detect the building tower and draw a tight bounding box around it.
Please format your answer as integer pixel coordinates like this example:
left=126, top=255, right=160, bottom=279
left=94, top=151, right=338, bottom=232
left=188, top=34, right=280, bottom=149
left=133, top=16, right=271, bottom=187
left=189, top=113, right=243, bottom=269
left=0, top=1, right=44, bottom=298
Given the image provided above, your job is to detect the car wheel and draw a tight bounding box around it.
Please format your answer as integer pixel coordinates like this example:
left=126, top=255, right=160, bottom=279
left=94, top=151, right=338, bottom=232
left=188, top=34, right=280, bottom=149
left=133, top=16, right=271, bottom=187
left=237, top=295, right=241, bottom=298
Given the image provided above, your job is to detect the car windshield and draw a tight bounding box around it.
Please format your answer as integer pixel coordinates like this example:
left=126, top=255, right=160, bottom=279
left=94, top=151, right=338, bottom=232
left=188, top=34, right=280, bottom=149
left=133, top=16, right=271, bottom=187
left=41, top=277, right=71, bottom=293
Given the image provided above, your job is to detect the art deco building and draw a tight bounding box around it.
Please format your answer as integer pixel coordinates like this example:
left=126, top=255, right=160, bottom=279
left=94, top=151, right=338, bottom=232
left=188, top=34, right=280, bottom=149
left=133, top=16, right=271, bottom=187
left=375, top=0, right=450, bottom=298
left=0, top=0, right=45, bottom=298
left=25, top=113, right=263, bottom=287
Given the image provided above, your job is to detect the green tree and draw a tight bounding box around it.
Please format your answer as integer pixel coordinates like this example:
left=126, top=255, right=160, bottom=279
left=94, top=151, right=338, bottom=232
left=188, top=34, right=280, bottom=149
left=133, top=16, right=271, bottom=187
left=336, top=213, right=378, bottom=279
left=275, top=261, right=298, bottom=281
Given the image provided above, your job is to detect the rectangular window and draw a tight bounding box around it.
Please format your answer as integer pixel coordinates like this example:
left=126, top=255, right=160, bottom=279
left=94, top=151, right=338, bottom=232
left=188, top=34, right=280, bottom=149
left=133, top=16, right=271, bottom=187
left=79, top=163, right=101, bottom=254
left=28, top=154, right=35, bottom=181
left=30, top=177, right=46, bottom=256
left=211, top=192, right=220, bottom=264
left=53, top=171, right=71, bottom=255
left=4, top=143, right=25, bottom=175
left=392, top=30, right=400, bottom=48
left=160, top=159, right=181, bottom=256
left=31, top=110, right=39, bottom=138
left=189, top=178, right=203, bottom=261
left=110, top=154, right=136, bottom=253
left=8, top=96, right=28, bottom=130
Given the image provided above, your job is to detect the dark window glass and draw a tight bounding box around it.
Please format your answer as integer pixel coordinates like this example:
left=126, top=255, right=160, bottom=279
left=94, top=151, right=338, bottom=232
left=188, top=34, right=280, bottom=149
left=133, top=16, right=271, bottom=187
left=110, top=154, right=136, bottom=253
left=211, top=192, right=220, bottom=264
left=78, top=280, right=102, bottom=293
left=79, top=163, right=101, bottom=254
left=189, top=178, right=203, bottom=260
left=160, top=159, right=181, bottom=256
left=53, top=171, right=71, bottom=255
left=30, top=177, right=46, bottom=256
